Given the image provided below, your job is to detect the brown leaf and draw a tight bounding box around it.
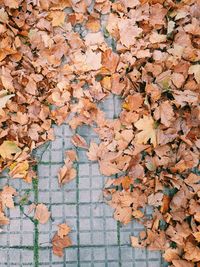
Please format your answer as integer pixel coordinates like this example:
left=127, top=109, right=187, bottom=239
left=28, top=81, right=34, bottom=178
left=163, top=248, right=180, bottom=262
left=159, top=101, right=174, bottom=127
left=172, top=260, right=194, bottom=267
left=52, top=233, right=72, bottom=257
left=122, top=94, right=143, bottom=112
left=99, top=161, right=120, bottom=176
left=1, top=67, right=14, bottom=91
left=184, top=242, right=200, bottom=262
left=102, top=49, right=119, bottom=73
left=118, top=19, right=142, bottom=47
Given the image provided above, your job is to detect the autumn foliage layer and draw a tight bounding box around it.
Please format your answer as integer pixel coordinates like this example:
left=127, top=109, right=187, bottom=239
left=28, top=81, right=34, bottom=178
left=0, top=0, right=200, bottom=266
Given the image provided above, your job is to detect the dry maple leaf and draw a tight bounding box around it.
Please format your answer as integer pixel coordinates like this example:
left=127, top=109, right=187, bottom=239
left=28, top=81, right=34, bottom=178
left=172, top=260, right=194, bottom=267
left=1, top=67, right=14, bottom=91
left=52, top=233, right=72, bottom=257
left=118, top=19, right=142, bottom=48
left=49, top=11, right=66, bottom=27
left=188, top=64, right=200, bottom=84
left=163, top=248, right=180, bottom=262
left=184, top=242, right=200, bottom=262
left=0, top=141, right=21, bottom=159
left=99, top=161, right=120, bottom=176
left=34, top=203, right=50, bottom=224
left=0, top=186, right=17, bottom=209
left=0, top=90, right=14, bottom=109
left=114, top=206, right=132, bottom=224
left=58, top=153, right=77, bottom=185
left=160, top=101, right=174, bottom=127
left=87, top=142, right=99, bottom=161
left=9, top=161, right=29, bottom=179
left=58, top=223, right=71, bottom=239
left=134, top=116, right=157, bottom=147
left=122, top=94, right=143, bottom=112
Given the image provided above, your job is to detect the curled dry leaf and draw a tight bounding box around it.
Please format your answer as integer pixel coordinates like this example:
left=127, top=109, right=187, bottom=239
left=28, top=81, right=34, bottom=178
left=58, top=150, right=77, bottom=185
left=71, top=134, right=88, bottom=149
left=34, top=203, right=50, bottom=224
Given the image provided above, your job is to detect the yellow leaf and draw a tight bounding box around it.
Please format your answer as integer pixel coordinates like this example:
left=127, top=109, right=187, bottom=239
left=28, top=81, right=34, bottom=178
left=134, top=116, right=157, bottom=147
left=132, top=210, right=144, bottom=219
left=0, top=90, right=14, bottom=109
left=0, top=141, right=21, bottom=159
left=49, top=11, right=66, bottom=27
left=9, top=160, right=29, bottom=178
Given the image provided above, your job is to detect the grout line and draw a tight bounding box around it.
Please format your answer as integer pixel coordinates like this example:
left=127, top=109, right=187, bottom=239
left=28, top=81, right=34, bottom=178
left=32, top=165, right=39, bottom=267
left=113, top=94, right=122, bottom=267
left=117, top=221, right=122, bottom=267
left=62, top=125, right=67, bottom=267
left=49, top=143, right=53, bottom=267
left=75, top=144, right=80, bottom=266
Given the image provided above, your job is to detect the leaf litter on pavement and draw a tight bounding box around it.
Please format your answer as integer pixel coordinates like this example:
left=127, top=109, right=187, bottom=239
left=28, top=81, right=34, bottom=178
left=0, top=0, right=199, bottom=264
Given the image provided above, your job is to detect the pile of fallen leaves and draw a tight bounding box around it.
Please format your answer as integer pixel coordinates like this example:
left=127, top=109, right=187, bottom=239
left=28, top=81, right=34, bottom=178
left=0, top=0, right=200, bottom=265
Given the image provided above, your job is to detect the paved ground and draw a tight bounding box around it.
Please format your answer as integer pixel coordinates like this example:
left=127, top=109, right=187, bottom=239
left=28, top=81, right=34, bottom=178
left=0, top=96, right=163, bottom=266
